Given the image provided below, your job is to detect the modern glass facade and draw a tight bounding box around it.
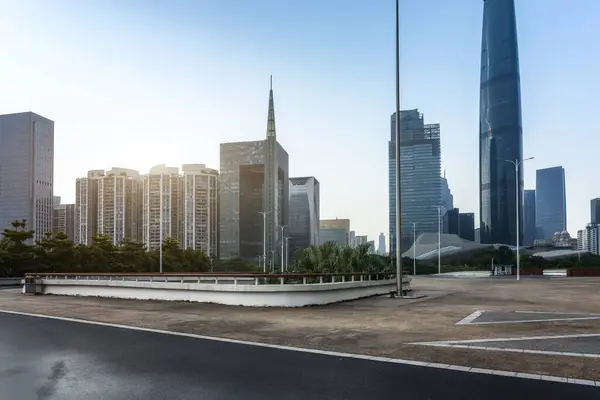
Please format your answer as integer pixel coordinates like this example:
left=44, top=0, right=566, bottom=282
left=535, top=167, right=566, bottom=240
left=591, top=198, right=600, bottom=224
left=523, top=189, right=536, bottom=245
left=389, top=109, right=441, bottom=254
left=288, top=177, right=320, bottom=256
left=479, top=0, right=523, bottom=245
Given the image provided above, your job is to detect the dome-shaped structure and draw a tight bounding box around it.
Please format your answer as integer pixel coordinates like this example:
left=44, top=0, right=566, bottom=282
left=560, top=230, right=571, bottom=240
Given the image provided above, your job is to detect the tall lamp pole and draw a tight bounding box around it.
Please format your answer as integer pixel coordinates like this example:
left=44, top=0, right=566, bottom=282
left=503, top=157, right=534, bottom=281
left=258, top=211, right=270, bottom=273
left=437, top=206, right=442, bottom=275
left=159, top=175, right=164, bottom=274
left=278, top=225, right=286, bottom=273
left=411, top=222, right=417, bottom=275
left=285, top=236, right=290, bottom=272
left=394, top=0, right=404, bottom=297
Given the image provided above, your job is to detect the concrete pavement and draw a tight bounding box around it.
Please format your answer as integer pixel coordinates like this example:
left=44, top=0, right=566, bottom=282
left=0, top=312, right=598, bottom=400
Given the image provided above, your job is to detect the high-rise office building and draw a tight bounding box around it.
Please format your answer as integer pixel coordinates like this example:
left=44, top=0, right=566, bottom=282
left=378, top=233, right=386, bottom=255
left=181, top=164, right=219, bottom=258
left=288, top=177, right=320, bottom=256
left=75, top=169, right=140, bottom=245
left=584, top=223, right=600, bottom=255
left=349, top=230, right=356, bottom=247
left=53, top=202, right=75, bottom=240
left=142, top=165, right=182, bottom=250
left=219, top=79, right=289, bottom=261
left=459, top=212, right=475, bottom=242
left=523, top=190, right=536, bottom=245
left=535, top=166, right=566, bottom=240
left=0, top=112, right=54, bottom=242
left=443, top=208, right=460, bottom=235
left=319, top=219, right=350, bottom=246
left=440, top=170, right=453, bottom=215
left=591, top=198, right=600, bottom=224
left=478, top=0, right=524, bottom=246
left=389, top=109, right=441, bottom=254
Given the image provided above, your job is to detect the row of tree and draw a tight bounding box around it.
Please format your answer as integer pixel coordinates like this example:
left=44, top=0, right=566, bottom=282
left=0, top=220, right=390, bottom=277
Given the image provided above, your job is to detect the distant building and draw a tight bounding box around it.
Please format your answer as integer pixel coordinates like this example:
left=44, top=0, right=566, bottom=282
left=474, top=228, right=480, bottom=244
left=288, top=176, right=320, bottom=256
left=389, top=109, right=441, bottom=254
left=219, top=80, right=289, bottom=262
left=53, top=196, right=61, bottom=206
left=378, top=233, right=386, bottom=255
left=536, top=166, right=567, bottom=240
left=443, top=208, right=460, bottom=235
left=366, top=240, right=376, bottom=254
left=523, top=190, right=536, bottom=245
left=355, top=235, right=368, bottom=246
left=181, top=164, right=219, bottom=258
left=349, top=230, right=356, bottom=247
left=320, top=219, right=350, bottom=246
left=440, top=171, right=453, bottom=215
left=319, top=228, right=347, bottom=246
left=53, top=203, right=75, bottom=240
left=0, top=112, right=54, bottom=243
left=459, top=213, right=475, bottom=242
left=591, top=198, right=600, bottom=224
left=584, top=224, right=600, bottom=255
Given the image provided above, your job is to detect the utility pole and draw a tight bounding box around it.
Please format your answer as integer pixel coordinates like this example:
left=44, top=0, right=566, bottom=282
left=394, top=0, right=403, bottom=297
left=258, top=211, right=270, bottom=273
left=437, top=206, right=442, bottom=275
left=285, top=236, right=290, bottom=272
left=278, top=225, right=286, bottom=273
left=411, top=222, right=417, bottom=276
left=270, top=250, right=275, bottom=272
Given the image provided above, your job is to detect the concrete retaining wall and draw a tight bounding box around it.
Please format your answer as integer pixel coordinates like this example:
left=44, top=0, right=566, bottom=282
left=36, top=278, right=401, bottom=307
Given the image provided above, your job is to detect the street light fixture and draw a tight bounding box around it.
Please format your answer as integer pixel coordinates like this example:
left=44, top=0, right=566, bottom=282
left=159, top=175, right=164, bottom=274
left=394, top=0, right=404, bottom=297
left=278, top=224, right=286, bottom=273
left=411, top=222, right=417, bottom=276
left=258, top=211, right=270, bottom=273
left=503, top=157, right=534, bottom=281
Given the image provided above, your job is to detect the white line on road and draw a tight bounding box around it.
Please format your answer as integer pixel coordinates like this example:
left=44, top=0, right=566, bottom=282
left=456, top=310, right=484, bottom=325
left=410, top=343, right=600, bottom=360
left=409, top=332, right=600, bottom=345
left=0, top=309, right=598, bottom=388
left=455, top=309, right=600, bottom=325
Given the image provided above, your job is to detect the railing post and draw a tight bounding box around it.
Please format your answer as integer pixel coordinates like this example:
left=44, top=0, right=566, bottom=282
left=198, top=277, right=201, bottom=284
left=360, top=274, right=364, bottom=281
left=319, top=276, right=324, bottom=284
left=234, top=278, right=238, bottom=286
left=303, top=277, right=307, bottom=285
left=279, top=277, right=284, bottom=285
left=342, top=276, right=345, bottom=283
left=215, top=277, right=219, bottom=284
left=254, top=278, right=259, bottom=285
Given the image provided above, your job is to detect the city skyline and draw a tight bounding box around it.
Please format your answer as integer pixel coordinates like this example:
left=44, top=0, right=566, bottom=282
left=1, top=0, right=599, bottom=244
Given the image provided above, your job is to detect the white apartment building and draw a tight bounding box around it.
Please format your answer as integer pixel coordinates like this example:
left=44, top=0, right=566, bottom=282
left=182, top=164, right=219, bottom=258
left=0, top=112, right=54, bottom=242
left=584, top=223, right=600, bottom=255
left=142, top=165, right=182, bottom=250
left=75, top=169, right=140, bottom=245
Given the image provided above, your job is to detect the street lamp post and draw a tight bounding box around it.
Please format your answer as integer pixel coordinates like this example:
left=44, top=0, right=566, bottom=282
left=503, top=157, right=534, bottom=281
left=159, top=175, right=164, bottom=274
left=270, top=250, right=275, bottom=272
left=278, top=225, right=286, bottom=273
left=258, top=211, right=270, bottom=273
left=394, top=0, right=404, bottom=297
left=411, top=222, right=417, bottom=275
left=285, top=236, right=290, bottom=272
left=437, top=206, right=442, bottom=275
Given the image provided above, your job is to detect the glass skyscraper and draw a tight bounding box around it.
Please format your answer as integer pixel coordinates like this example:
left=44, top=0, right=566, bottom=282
left=389, top=109, right=441, bottom=254
left=479, top=0, right=524, bottom=245
left=523, top=189, right=536, bottom=245
left=535, top=167, right=566, bottom=240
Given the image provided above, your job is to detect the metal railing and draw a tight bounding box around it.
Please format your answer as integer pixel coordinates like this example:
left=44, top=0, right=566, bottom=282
left=27, top=272, right=406, bottom=286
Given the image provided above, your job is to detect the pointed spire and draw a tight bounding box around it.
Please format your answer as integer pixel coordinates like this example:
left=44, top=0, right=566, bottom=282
left=266, top=75, right=276, bottom=138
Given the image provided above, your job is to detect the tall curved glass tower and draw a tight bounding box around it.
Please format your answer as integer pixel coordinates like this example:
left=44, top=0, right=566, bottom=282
left=479, top=0, right=523, bottom=245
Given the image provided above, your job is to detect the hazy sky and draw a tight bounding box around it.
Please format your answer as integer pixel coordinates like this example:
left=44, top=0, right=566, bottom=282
left=1, top=0, right=599, bottom=244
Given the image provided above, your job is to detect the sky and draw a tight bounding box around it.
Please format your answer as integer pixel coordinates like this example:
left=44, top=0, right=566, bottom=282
left=1, top=0, right=599, bottom=246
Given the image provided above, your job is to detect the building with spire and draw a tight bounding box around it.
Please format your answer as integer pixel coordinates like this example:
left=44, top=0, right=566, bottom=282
left=219, top=77, right=289, bottom=263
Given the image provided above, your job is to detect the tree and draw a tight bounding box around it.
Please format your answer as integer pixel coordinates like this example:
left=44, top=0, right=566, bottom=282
left=0, top=220, right=37, bottom=276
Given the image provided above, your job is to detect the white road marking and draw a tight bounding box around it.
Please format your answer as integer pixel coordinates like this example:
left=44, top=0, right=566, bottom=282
left=411, top=332, right=600, bottom=345
left=456, top=309, right=600, bottom=325
left=456, top=310, right=484, bottom=325
left=0, top=309, right=599, bottom=388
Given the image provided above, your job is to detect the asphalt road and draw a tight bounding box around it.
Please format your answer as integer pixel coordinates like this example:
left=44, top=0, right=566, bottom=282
left=0, top=312, right=598, bottom=400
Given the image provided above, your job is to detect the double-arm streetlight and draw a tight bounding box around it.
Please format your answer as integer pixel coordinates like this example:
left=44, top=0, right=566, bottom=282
left=278, top=224, right=286, bottom=273
left=437, top=206, right=442, bottom=275
left=258, top=211, right=270, bottom=273
left=411, top=222, right=417, bottom=276
left=394, top=0, right=404, bottom=296
left=503, top=157, right=534, bottom=281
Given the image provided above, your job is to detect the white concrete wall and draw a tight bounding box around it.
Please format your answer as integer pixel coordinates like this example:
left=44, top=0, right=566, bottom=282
left=35, top=279, right=399, bottom=307
left=0, top=278, right=21, bottom=286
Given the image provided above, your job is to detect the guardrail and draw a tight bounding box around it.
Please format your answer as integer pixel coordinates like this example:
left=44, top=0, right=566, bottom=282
left=0, top=277, right=21, bottom=286
left=24, top=272, right=411, bottom=307
left=27, top=272, right=406, bottom=286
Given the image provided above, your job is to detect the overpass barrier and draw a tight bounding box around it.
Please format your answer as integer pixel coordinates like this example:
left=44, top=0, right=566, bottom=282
left=22, top=272, right=411, bottom=307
